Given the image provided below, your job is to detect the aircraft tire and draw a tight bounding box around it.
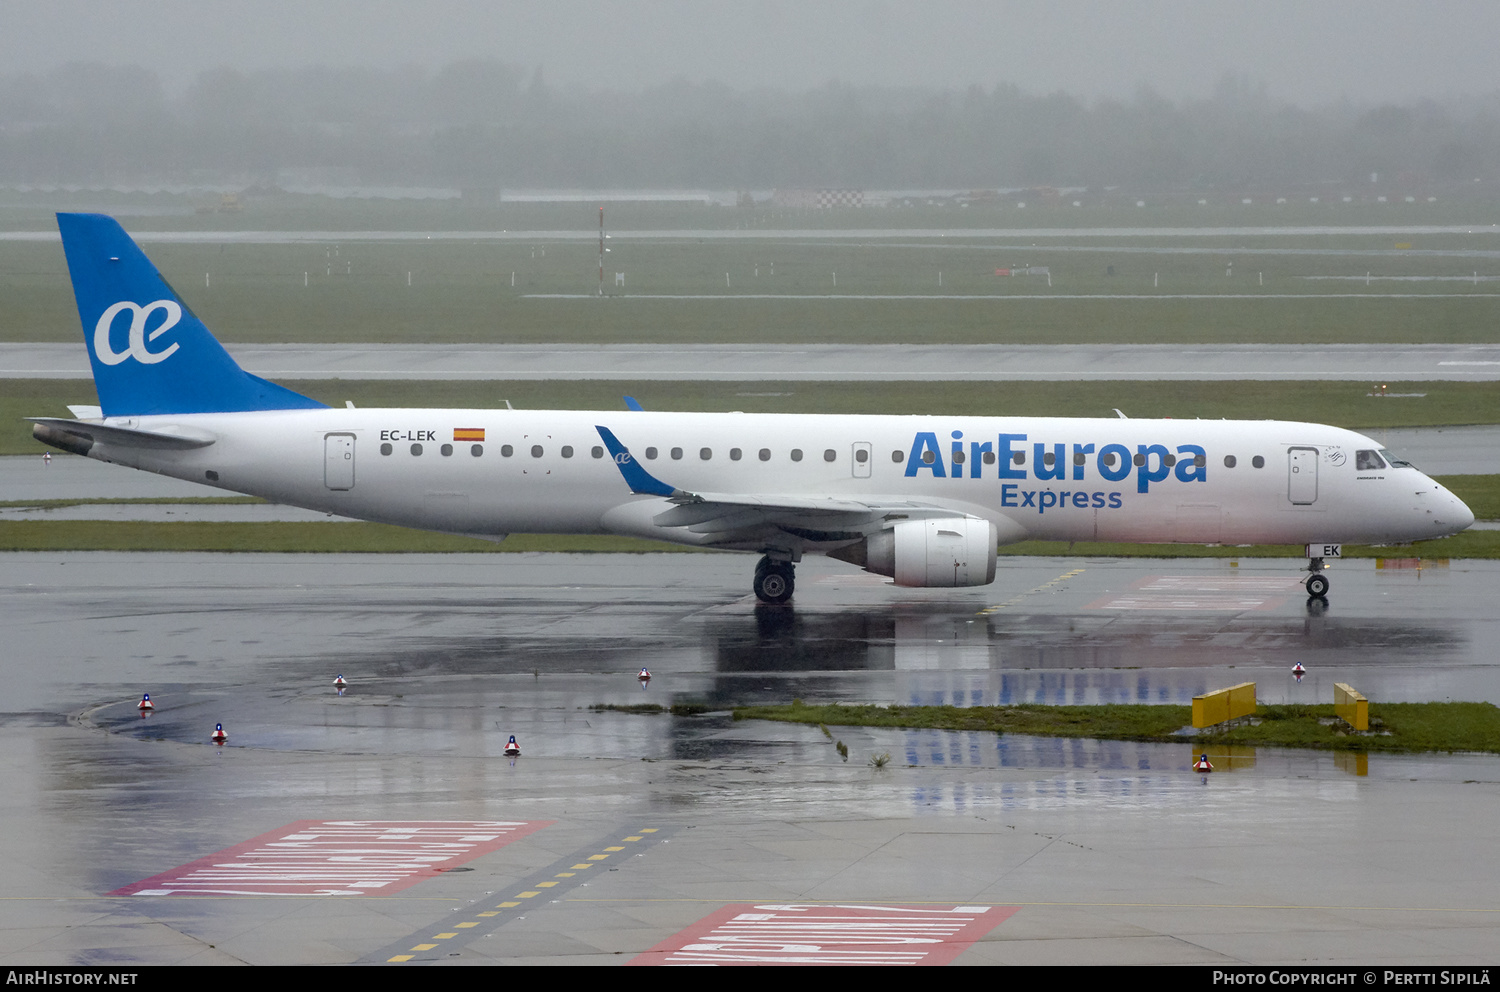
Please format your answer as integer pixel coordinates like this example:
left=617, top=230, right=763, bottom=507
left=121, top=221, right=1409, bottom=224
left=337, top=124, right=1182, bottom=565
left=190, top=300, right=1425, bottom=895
left=1305, top=573, right=1330, bottom=598
left=754, top=563, right=795, bottom=604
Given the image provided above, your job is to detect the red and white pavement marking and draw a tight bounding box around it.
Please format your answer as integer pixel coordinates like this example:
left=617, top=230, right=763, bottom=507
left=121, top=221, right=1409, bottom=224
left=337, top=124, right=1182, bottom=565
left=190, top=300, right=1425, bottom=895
left=630, top=903, right=1019, bottom=966
left=108, top=819, right=551, bottom=897
left=1087, top=574, right=1306, bottom=611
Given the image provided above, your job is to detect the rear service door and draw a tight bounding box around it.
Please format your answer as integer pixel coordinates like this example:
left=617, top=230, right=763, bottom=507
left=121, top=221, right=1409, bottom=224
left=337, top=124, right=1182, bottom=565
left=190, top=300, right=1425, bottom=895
left=325, top=433, right=355, bottom=490
left=1287, top=446, right=1318, bottom=505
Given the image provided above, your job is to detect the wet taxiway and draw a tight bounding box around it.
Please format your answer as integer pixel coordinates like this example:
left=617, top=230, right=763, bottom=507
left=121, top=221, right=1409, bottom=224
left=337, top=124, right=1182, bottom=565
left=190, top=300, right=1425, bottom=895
left=10, top=341, right=1500, bottom=381
left=3, top=551, right=1500, bottom=965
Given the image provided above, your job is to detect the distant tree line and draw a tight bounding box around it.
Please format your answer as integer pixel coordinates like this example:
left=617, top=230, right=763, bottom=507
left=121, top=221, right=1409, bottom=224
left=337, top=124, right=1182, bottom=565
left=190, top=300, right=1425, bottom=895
left=0, top=60, right=1495, bottom=191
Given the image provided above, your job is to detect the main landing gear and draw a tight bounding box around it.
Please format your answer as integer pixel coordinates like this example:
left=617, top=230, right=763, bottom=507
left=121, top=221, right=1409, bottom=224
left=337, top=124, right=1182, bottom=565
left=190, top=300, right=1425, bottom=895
left=753, top=555, right=796, bottom=604
left=1305, top=558, right=1329, bottom=599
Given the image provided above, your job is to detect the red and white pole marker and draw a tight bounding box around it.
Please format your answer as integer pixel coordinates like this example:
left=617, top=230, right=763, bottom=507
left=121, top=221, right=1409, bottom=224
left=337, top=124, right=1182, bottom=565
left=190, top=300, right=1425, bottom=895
left=211, top=723, right=227, bottom=745
left=638, top=667, right=651, bottom=682
left=1292, top=663, right=1306, bottom=676
left=333, top=674, right=347, bottom=687
left=503, top=735, right=521, bottom=757
left=1193, top=753, right=1213, bottom=772
left=137, top=693, right=154, bottom=712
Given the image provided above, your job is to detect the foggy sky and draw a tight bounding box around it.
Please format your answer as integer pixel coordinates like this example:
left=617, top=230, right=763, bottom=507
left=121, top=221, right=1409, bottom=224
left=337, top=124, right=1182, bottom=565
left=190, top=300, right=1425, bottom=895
left=3, top=0, right=1498, bottom=107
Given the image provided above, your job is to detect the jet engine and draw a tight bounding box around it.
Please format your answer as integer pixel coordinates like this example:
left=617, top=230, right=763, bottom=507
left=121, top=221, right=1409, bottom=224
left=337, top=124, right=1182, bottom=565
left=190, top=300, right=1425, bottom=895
left=834, top=517, right=998, bottom=587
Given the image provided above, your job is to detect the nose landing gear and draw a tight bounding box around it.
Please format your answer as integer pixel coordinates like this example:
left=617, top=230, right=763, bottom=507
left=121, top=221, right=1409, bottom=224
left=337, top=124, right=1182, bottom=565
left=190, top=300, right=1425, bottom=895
left=753, top=555, right=795, bottom=604
left=1305, top=557, right=1329, bottom=599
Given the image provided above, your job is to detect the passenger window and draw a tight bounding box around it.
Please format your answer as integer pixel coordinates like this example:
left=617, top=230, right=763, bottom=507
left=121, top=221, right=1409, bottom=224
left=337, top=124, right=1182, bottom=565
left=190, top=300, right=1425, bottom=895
left=380, top=443, right=393, bottom=456
left=759, top=448, right=771, bottom=461
left=1132, top=453, right=1144, bottom=466
left=1163, top=454, right=1177, bottom=467
left=411, top=443, right=423, bottom=456
left=1252, top=455, right=1265, bottom=468
left=471, top=444, right=484, bottom=457
left=791, top=449, right=803, bottom=462
left=922, top=450, right=935, bottom=464
left=700, top=447, right=712, bottom=460
left=501, top=444, right=513, bottom=457
left=591, top=446, right=604, bottom=459
left=531, top=445, right=543, bottom=458
left=1224, top=455, right=1236, bottom=467
left=1043, top=451, right=1055, bottom=466
left=1356, top=449, right=1387, bottom=470
left=1073, top=451, right=1086, bottom=465
left=1194, top=454, right=1206, bottom=467
left=730, top=448, right=742, bottom=461
left=646, top=447, right=658, bottom=460
left=892, top=450, right=904, bottom=463
left=855, top=449, right=868, bottom=464
left=440, top=443, right=453, bottom=456
left=1102, top=452, right=1117, bottom=468
left=1013, top=451, right=1025, bottom=465
left=983, top=451, right=996, bottom=465
left=824, top=449, right=836, bottom=462
left=561, top=445, right=573, bottom=458
left=952, top=450, right=965, bottom=465
left=671, top=447, right=683, bottom=460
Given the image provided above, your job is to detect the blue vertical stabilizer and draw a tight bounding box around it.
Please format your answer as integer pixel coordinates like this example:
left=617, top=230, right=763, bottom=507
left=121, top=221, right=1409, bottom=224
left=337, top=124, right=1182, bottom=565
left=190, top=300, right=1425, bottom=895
left=57, top=213, right=326, bottom=417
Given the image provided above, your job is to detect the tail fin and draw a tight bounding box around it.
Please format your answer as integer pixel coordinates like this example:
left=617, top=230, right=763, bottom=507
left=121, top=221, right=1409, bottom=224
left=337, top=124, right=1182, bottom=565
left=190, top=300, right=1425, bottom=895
left=57, top=213, right=325, bottom=417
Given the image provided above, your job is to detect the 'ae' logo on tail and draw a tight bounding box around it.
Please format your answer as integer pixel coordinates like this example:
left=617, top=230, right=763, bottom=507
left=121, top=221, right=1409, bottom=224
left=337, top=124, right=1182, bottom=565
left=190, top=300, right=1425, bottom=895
left=93, top=300, right=182, bottom=366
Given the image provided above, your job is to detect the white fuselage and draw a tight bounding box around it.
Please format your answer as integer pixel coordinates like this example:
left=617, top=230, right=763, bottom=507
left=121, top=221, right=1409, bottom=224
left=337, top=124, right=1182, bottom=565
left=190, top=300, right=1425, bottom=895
left=77, top=409, right=1473, bottom=558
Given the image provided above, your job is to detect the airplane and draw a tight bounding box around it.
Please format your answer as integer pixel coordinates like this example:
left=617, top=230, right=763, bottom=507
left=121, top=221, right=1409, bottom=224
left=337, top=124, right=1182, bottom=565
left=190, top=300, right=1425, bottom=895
left=29, top=213, right=1475, bottom=604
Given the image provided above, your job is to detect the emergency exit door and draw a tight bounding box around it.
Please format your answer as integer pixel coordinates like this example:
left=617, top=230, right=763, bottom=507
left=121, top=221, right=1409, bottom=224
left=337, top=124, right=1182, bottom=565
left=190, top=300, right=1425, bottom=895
left=852, top=442, right=872, bottom=478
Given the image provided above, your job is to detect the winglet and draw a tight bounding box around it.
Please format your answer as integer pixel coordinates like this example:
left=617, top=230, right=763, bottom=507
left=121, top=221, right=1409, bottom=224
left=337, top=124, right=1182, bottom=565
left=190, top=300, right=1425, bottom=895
left=624, top=395, right=643, bottom=411
left=595, top=425, right=689, bottom=499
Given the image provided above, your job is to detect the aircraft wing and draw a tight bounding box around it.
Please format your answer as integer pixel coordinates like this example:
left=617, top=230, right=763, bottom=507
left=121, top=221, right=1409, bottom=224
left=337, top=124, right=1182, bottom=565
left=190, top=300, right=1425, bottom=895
left=595, top=424, right=963, bottom=543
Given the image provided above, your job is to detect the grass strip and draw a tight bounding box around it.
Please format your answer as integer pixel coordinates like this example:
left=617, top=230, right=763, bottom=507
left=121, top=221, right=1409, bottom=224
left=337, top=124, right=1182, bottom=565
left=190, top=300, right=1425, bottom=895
left=994, top=529, right=1500, bottom=559
left=0, top=520, right=1494, bottom=557
left=0, top=520, right=700, bottom=553
left=731, top=701, right=1500, bottom=755
left=0, top=497, right=266, bottom=509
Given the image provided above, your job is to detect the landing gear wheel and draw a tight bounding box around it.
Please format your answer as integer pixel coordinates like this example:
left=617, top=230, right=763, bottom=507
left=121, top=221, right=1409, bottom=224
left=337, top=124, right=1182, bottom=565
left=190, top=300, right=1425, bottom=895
left=1305, top=573, right=1329, bottom=598
left=753, top=561, right=795, bottom=604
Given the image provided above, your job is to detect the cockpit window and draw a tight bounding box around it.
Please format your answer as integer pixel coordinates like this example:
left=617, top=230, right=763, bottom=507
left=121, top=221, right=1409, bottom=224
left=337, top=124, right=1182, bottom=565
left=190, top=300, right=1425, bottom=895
left=1355, top=449, right=1386, bottom=470
left=1379, top=448, right=1414, bottom=468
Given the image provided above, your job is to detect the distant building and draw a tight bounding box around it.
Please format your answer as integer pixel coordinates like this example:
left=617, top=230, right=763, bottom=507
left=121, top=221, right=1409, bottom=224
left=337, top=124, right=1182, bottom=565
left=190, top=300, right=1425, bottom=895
left=771, top=188, right=865, bottom=209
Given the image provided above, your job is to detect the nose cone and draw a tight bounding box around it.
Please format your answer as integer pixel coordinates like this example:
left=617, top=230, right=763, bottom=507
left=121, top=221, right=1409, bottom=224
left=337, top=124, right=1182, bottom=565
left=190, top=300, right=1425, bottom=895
left=1448, top=492, right=1476, bottom=534
left=1426, top=477, right=1475, bottom=536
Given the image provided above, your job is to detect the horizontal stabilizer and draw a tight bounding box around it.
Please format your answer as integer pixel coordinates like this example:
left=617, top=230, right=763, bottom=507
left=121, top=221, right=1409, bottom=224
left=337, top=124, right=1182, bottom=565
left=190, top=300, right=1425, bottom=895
left=29, top=417, right=216, bottom=451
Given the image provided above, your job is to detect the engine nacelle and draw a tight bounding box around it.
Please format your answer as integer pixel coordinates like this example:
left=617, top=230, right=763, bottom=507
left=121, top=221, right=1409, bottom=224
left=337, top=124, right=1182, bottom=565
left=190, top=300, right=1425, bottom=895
left=863, top=517, right=998, bottom=587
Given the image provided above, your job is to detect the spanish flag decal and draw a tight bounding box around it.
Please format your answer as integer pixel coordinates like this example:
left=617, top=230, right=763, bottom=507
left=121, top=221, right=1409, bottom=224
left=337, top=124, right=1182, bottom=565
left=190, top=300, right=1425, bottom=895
left=453, top=428, right=485, bottom=442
